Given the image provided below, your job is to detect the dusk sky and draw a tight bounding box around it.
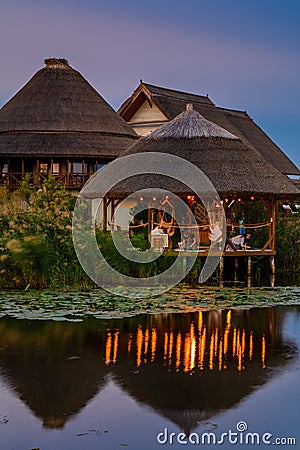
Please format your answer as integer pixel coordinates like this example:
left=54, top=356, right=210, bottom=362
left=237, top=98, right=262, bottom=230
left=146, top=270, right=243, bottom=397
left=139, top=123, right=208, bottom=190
left=1, top=0, right=299, bottom=169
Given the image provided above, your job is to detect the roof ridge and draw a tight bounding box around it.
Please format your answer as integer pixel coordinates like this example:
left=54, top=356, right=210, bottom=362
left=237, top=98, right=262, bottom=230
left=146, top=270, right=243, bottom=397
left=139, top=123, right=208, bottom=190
left=143, top=82, right=213, bottom=101
left=146, top=107, right=239, bottom=140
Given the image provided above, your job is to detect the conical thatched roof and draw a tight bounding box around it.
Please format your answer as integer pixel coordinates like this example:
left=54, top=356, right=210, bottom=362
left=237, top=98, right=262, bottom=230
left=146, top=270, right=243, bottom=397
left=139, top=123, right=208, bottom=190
left=82, top=107, right=300, bottom=198
left=0, top=58, right=138, bottom=158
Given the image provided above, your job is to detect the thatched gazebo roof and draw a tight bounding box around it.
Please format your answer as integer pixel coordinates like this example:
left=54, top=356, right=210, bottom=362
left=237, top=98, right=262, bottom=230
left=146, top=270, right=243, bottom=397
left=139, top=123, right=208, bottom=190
left=0, top=58, right=138, bottom=158
left=82, top=106, right=300, bottom=198
left=119, top=82, right=300, bottom=176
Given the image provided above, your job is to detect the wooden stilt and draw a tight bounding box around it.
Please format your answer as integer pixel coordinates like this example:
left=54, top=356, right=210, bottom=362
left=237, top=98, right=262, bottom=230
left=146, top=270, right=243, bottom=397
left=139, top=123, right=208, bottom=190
left=270, top=255, right=275, bottom=287
left=219, top=257, right=224, bottom=287
left=247, top=256, right=252, bottom=287
left=234, top=257, right=239, bottom=283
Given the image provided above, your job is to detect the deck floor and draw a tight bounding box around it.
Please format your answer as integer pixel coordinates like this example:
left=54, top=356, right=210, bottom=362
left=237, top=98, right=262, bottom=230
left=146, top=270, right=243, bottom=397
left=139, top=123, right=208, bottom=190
left=166, top=249, right=276, bottom=257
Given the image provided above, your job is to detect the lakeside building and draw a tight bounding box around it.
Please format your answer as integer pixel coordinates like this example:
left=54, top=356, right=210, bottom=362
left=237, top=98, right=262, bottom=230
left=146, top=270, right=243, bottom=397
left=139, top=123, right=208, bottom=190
left=0, top=58, right=138, bottom=190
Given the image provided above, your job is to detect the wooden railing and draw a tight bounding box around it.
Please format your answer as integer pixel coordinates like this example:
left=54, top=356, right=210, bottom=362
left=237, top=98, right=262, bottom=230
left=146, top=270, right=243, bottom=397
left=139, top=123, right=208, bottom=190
left=0, top=172, right=89, bottom=189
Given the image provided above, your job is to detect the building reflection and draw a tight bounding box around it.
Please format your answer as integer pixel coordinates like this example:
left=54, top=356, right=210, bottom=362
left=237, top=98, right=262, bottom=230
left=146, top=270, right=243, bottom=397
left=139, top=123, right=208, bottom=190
left=0, top=307, right=298, bottom=433
left=104, top=309, right=279, bottom=372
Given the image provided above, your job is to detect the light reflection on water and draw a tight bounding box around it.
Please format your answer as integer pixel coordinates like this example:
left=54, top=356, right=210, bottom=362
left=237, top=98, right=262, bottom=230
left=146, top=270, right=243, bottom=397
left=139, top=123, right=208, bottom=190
left=0, top=306, right=299, bottom=449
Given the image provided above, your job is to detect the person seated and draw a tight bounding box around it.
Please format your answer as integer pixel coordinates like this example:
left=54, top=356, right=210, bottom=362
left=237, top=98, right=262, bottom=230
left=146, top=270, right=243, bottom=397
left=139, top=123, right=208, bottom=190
left=150, top=226, right=168, bottom=251
left=282, top=202, right=292, bottom=213
left=230, top=233, right=251, bottom=250
left=208, top=222, right=222, bottom=247
left=178, top=231, right=198, bottom=250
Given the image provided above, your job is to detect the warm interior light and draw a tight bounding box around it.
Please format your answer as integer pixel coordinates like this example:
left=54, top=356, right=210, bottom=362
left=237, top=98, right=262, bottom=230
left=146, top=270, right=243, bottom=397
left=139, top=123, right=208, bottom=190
left=225, top=198, right=229, bottom=203
left=250, top=196, right=255, bottom=201
left=139, top=197, right=144, bottom=201
left=238, top=198, right=242, bottom=202
left=152, top=197, right=157, bottom=201
left=187, top=195, right=195, bottom=200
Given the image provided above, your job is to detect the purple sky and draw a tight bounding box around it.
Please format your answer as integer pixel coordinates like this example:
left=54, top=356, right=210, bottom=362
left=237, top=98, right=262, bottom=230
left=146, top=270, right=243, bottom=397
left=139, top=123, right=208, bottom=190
left=1, top=0, right=299, bottom=169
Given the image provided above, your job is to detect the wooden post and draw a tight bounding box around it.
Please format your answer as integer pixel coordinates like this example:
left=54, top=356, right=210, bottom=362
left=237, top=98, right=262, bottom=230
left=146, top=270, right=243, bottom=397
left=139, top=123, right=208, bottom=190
left=247, top=256, right=252, bottom=287
left=234, top=257, right=239, bottom=283
left=82, top=159, right=85, bottom=187
left=66, top=159, right=70, bottom=188
left=270, top=255, right=275, bottom=287
left=21, top=159, right=25, bottom=180
left=103, top=196, right=108, bottom=231
left=7, top=159, right=11, bottom=189
left=147, top=201, right=152, bottom=237
left=271, top=198, right=276, bottom=251
left=111, top=198, right=115, bottom=228
left=35, top=159, right=40, bottom=186
left=219, top=256, right=224, bottom=287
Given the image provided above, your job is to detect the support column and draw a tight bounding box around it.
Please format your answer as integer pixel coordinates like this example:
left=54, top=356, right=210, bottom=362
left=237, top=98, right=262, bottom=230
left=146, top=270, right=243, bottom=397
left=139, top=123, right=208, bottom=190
left=111, top=198, right=115, bottom=230
left=82, top=159, right=85, bottom=187
left=103, top=197, right=108, bottom=231
left=270, top=255, right=275, bottom=288
left=247, top=256, right=252, bottom=287
left=219, top=256, right=224, bottom=287
left=234, top=257, right=239, bottom=283
left=271, top=198, right=276, bottom=252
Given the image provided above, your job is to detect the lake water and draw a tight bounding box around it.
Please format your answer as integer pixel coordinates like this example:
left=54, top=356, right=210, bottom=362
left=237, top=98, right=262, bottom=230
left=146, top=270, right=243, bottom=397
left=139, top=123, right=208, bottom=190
left=0, top=306, right=299, bottom=449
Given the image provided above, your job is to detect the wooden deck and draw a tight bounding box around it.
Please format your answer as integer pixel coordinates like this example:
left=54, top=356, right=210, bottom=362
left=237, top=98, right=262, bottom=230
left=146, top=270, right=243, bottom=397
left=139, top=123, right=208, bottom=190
left=165, top=249, right=276, bottom=257
left=164, top=248, right=276, bottom=287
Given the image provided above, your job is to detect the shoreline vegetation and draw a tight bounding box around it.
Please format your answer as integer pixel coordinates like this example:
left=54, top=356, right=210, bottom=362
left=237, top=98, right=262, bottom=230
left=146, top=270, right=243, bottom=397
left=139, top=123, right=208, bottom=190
left=0, top=286, right=300, bottom=321
left=0, top=176, right=299, bottom=292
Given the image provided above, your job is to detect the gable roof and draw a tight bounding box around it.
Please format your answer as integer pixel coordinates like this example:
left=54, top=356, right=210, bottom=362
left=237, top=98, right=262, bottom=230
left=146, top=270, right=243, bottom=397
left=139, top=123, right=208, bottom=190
left=0, top=58, right=138, bottom=158
left=118, top=82, right=300, bottom=176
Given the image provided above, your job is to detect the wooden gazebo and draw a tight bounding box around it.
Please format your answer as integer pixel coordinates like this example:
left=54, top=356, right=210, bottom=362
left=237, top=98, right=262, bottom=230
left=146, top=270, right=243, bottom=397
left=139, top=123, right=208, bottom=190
left=82, top=105, right=300, bottom=285
left=0, top=58, right=138, bottom=190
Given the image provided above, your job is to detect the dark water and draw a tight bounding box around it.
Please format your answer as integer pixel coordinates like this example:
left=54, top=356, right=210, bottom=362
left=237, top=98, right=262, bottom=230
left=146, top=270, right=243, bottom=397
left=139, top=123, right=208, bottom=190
left=0, top=307, right=300, bottom=449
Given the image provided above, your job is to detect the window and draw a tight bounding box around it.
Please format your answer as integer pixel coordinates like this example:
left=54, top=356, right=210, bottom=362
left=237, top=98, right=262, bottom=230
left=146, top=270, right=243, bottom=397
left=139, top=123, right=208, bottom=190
left=40, top=163, right=48, bottom=174
left=52, top=163, right=60, bottom=174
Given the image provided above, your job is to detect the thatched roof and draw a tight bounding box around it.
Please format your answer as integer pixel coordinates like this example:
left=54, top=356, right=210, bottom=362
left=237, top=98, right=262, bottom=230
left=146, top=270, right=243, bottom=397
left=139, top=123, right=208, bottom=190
left=0, top=58, right=138, bottom=158
left=118, top=82, right=300, bottom=176
left=82, top=107, right=300, bottom=198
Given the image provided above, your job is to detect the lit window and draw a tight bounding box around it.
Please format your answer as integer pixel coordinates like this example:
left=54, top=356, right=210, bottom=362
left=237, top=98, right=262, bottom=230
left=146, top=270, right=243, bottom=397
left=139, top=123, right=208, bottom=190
left=52, top=163, right=60, bottom=174
left=40, top=163, right=48, bottom=173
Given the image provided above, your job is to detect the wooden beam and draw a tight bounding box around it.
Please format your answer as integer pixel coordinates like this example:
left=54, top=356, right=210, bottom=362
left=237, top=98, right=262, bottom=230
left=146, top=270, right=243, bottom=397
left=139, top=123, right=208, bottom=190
left=261, top=235, right=273, bottom=251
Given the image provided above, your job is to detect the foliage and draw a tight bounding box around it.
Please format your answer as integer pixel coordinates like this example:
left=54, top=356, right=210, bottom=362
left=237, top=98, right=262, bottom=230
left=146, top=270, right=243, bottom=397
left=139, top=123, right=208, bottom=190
left=0, top=176, right=90, bottom=289
left=276, top=214, right=300, bottom=273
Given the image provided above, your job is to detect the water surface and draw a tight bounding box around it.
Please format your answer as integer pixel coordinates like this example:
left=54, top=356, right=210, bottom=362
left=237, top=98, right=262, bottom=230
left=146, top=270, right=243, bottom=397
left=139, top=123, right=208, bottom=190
left=0, top=306, right=299, bottom=449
